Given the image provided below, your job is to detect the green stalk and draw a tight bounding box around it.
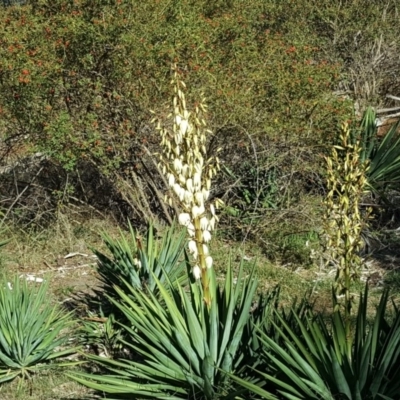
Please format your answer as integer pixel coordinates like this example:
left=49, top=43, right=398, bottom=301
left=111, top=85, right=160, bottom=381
left=194, top=216, right=211, bottom=306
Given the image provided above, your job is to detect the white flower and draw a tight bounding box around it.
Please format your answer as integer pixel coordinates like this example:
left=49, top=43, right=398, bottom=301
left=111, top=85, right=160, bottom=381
left=178, top=213, right=191, bottom=227
left=179, top=119, right=189, bottom=136
left=203, top=230, right=212, bottom=243
left=186, top=178, right=194, bottom=193
left=192, top=265, right=201, bottom=280
left=173, top=158, right=182, bottom=174
left=188, top=240, right=198, bottom=259
left=188, top=240, right=197, bottom=253
left=133, top=258, right=142, bottom=269
left=192, top=204, right=205, bottom=219
left=187, top=223, right=195, bottom=237
left=215, top=198, right=224, bottom=208
left=173, top=183, right=182, bottom=197
left=205, top=256, right=213, bottom=269
left=175, top=114, right=182, bottom=126
left=178, top=187, right=185, bottom=201
left=184, top=190, right=194, bottom=204
left=200, top=216, right=209, bottom=230
left=208, top=216, right=216, bottom=231
left=193, top=172, right=201, bottom=189
left=195, top=192, right=204, bottom=206
left=203, top=244, right=209, bottom=256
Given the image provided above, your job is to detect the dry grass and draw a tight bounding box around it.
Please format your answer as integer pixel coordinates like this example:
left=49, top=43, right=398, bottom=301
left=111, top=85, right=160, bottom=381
left=0, top=368, right=92, bottom=400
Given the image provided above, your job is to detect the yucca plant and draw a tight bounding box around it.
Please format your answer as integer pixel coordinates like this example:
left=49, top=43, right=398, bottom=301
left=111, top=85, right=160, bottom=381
left=69, top=262, right=258, bottom=399
left=354, top=106, right=400, bottom=195
left=0, top=276, right=80, bottom=384
left=232, top=284, right=400, bottom=400
left=88, top=222, right=187, bottom=343
left=93, top=222, right=186, bottom=303
left=80, top=312, right=124, bottom=359
left=236, top=287, right=315, bottom=383
left=71, top=66, right=263, bottom=399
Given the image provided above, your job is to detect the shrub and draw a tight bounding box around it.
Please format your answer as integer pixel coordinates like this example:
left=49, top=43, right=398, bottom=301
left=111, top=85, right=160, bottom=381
left=0, top=0, right=350, bottom=228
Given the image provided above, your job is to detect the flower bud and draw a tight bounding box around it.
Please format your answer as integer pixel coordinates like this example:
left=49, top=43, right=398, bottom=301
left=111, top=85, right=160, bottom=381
left=215, top=198, right=224, bottom=208
left=182, top=165, right=189, bottom=178
left=186, top=178, right=194, bottom=193
left=205, top=256, right=213, bottom=269
left=208, top=216, right=216, bottom=231
left=168, top=173, right=175, bottom=188
left=184, top=190, right=194, bottom=204
left=179, top=119, right=189, bottom=136
left=210, top=204, right=216, bottom=216
left=203, top=244, right=209, bottom=255
left=179, top=174, right=186, bottom=185
left=173, top=183, right=181, bottom=197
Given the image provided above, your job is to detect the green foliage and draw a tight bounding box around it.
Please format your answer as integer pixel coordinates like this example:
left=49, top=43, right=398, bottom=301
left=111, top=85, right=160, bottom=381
left=69, top=262, right=258, bottom=399
left=354, top=107, right=400, bottom=196
left=0, top=0, right=348, bottom=183
left=223, top=164, right=283, bottom=213
left=93, top=223, right=186, bottom=304
left=80, top=313, right=124, bottom=359
left=0, top=276, right=80, bottom=384
left=233, top=285, right=400, bottom=399
left=280, top=231, right=320, bottom=268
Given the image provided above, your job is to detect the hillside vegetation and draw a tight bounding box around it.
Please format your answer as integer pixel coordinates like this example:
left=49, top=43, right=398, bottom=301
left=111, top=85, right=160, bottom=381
left=0, top=1, right=400, bottom=399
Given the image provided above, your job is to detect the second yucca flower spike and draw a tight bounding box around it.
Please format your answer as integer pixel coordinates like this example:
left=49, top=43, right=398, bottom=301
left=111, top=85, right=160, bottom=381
left=153, top=66, right=221, bottom=305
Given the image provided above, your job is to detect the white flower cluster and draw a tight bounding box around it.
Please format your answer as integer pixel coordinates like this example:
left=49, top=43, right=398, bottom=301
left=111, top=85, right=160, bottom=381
left=154, top=68, right=222, bottom=280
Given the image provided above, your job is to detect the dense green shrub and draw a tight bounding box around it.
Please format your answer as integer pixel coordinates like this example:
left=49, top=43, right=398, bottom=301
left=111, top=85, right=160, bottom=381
left=0, top=0, right=350, bottom=225
left=1, top=0, right=398, bottom=248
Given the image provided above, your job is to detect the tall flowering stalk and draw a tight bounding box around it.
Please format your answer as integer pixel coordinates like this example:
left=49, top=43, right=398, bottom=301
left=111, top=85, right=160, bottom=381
left=322, top=122, right=371, bottom=320
left=152, top=66, right=221, bottom=306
